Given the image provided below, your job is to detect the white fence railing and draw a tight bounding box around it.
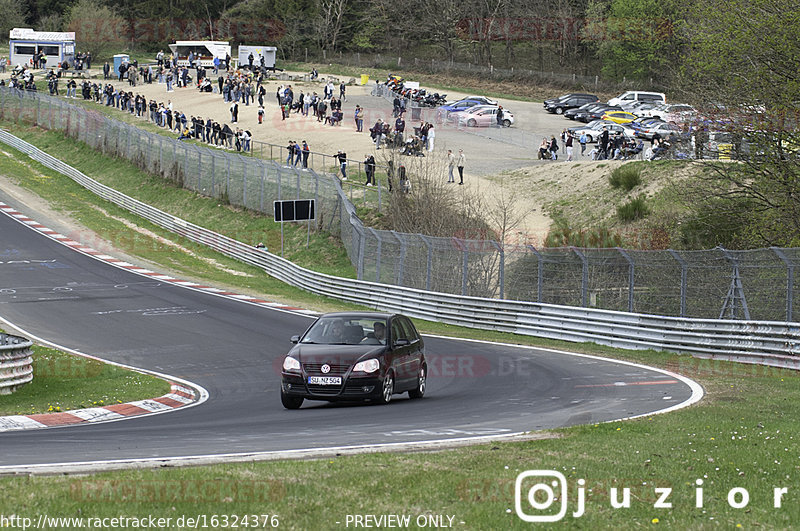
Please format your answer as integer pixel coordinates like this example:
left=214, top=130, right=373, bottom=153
left=1, top=130, right=799, bottom=369
left=0, top=333, right=34, bottom=394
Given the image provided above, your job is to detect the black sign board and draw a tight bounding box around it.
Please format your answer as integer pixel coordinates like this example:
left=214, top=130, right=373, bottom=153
left=274, top=199, right=315, bottom=222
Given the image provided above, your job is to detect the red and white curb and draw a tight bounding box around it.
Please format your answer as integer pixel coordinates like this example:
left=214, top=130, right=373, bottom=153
left=0, top=383, right=198, bottom=433
left=0, top=202, right=318, bottom=316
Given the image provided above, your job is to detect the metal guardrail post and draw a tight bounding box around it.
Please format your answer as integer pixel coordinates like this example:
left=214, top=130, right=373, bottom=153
left=771, top=247, right=794, bottom=322
left=617, top=247, right=635, bottom=313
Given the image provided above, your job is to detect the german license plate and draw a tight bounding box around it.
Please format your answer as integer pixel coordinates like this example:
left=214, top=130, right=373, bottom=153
left=308, top=376, right=341, bottom=385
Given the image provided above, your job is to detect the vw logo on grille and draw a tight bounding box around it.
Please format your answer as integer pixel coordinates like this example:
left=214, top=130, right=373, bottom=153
left=321, top=364, right=331, bottom=374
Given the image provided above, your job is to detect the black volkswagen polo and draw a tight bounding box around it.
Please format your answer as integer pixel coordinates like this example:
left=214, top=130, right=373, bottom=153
left=280, top=312, right=426, bottom=409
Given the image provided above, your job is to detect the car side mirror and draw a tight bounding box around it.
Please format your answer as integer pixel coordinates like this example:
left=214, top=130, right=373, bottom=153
left=290, top=335, right=300, bottom=344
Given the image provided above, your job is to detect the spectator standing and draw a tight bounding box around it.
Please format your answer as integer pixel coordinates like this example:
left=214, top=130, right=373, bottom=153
left=354, top=105, right=364, bottom=132
left=335, top=150, right=348, bottom=180
left=447, top=150, right=455, bottom=183
left=395, top=115, right=405, bottom=140
left=566, top=133, right=574, bottom=161
left=286, top=141, right=296, bottom=166
left=230, top=102, right=239, bottom=123
left=599, top=127, right=610, bottom=160
left=579, top=132, right=588, bottom=156
left=549, top=135, right=559, bottom=160
left=427, top=124, right=435, bottom=152
left=456, top=150, right=465, bottom=184
left=301, top=141, right=310, bottom=169
left=103, top=62, right=110, bottom=79
left=399, top=164, right=410, bottom=193
left=339, top=82, right=346, bottom=101
left=258, top=106, right=264, bottom=124
left=364, top=154, right=376, bottom=186
left=371, top=119, right=384, bottom=149
left=497, top=106, right=504, bottom=127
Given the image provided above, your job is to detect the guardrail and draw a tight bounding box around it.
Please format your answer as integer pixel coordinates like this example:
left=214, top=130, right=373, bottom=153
left=1, top=129, right=799, bottom=368
left=0, top=333, right=34, bottom=395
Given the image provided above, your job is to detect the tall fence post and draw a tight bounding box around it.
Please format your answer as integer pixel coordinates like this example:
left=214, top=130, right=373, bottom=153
left=669, top=249, right=688, bottom=318
left=369, top=228, right=382, bottom=282
left=390, top=231, right=406, bottom=286
left=492, top=241, right=505, bottom=299
left=617, top=247, right=635, bottom=313
left=353, top=220, right=365, bottom=280
left=771, top=247, right=794, bottom=321
left=419, top=235, right=433, bottom=292
left=572, top=247, right=588, bottom=307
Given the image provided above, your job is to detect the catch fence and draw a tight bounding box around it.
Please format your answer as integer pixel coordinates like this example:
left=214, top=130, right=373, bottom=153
left=1, top=86, right=797, bottom=322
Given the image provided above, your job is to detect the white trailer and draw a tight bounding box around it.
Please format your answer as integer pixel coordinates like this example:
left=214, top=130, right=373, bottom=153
left=237, top=45, right=278, bottom=71
left=168, top=41, right=231, bottom=67
left=9, top=28, right=75, bottom=69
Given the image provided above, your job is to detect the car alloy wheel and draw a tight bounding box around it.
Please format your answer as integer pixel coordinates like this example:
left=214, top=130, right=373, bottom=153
left=556, top=107, right=563, bottom=114
left=503, top=119, right=511, bottom=128
left=467, top=118, right=476, bottom=127
left=379, top=372, right=394, bottom=404
left=409, top=365, right=426, bottom=399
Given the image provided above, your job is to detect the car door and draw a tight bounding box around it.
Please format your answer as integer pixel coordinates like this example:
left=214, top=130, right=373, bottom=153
left=389, top=317, right=415, bottom=390
left=400, top=317, right=423, bottom=389
left=388, top=318, right=411, bottom=388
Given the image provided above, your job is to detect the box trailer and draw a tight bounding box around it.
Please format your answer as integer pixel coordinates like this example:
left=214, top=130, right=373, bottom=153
left=237, top=45, right=278, bottom=71
left=168, top=41, right=231, bottom=68
left=9, top=28, right=75, bottom=69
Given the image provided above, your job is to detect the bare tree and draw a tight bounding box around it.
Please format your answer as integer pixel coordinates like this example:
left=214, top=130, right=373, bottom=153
left=315, top=0, right=349, bottom=54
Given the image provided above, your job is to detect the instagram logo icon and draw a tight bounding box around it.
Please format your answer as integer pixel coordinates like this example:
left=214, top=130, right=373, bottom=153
left=515, top=470, right=585, bottom=522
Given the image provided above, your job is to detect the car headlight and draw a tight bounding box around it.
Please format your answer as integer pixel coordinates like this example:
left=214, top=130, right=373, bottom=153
left=282, top=356, right=300, bottom=371
left=353, top=359, right=380, bottom=373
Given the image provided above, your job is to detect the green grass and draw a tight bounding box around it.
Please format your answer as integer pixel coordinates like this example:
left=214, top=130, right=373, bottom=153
left=0, top=121, right=798, bottom=528
left=0, top=344, right=169, bottom=416
left=609, top=163, right=642, bottom=191
left=617, top=194, right=651, bottom=222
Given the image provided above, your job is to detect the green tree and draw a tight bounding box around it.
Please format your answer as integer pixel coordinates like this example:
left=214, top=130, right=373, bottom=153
left=0, top=0, right=30, bottom=42
left=679, top=0, right=800, bottom=247
left=63, top=0, right=126, bottom=59
left=583, top=0, right=681, bottom=83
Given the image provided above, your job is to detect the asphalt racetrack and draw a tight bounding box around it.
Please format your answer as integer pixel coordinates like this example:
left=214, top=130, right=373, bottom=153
left=0, top=205, right=700, bottom=471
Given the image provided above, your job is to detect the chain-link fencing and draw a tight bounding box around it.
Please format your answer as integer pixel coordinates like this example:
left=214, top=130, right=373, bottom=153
left=1, top=86, right=798, bottom=322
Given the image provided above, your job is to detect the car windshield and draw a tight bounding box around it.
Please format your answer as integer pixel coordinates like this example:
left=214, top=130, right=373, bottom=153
left=301, top=317, right=389, bottom=345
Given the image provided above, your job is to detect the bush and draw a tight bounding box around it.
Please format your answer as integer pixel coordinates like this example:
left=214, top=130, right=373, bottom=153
left=609, top=164, right=642, bottom=191
left=617, top=194, right=650, bottom=221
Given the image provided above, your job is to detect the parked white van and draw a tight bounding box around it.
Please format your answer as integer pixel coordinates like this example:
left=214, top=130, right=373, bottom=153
left=608, top=91, right=666, bottom=107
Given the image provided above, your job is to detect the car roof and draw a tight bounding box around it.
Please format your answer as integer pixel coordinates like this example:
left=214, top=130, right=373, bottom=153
left=319, top=311, right=396, bottom=319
